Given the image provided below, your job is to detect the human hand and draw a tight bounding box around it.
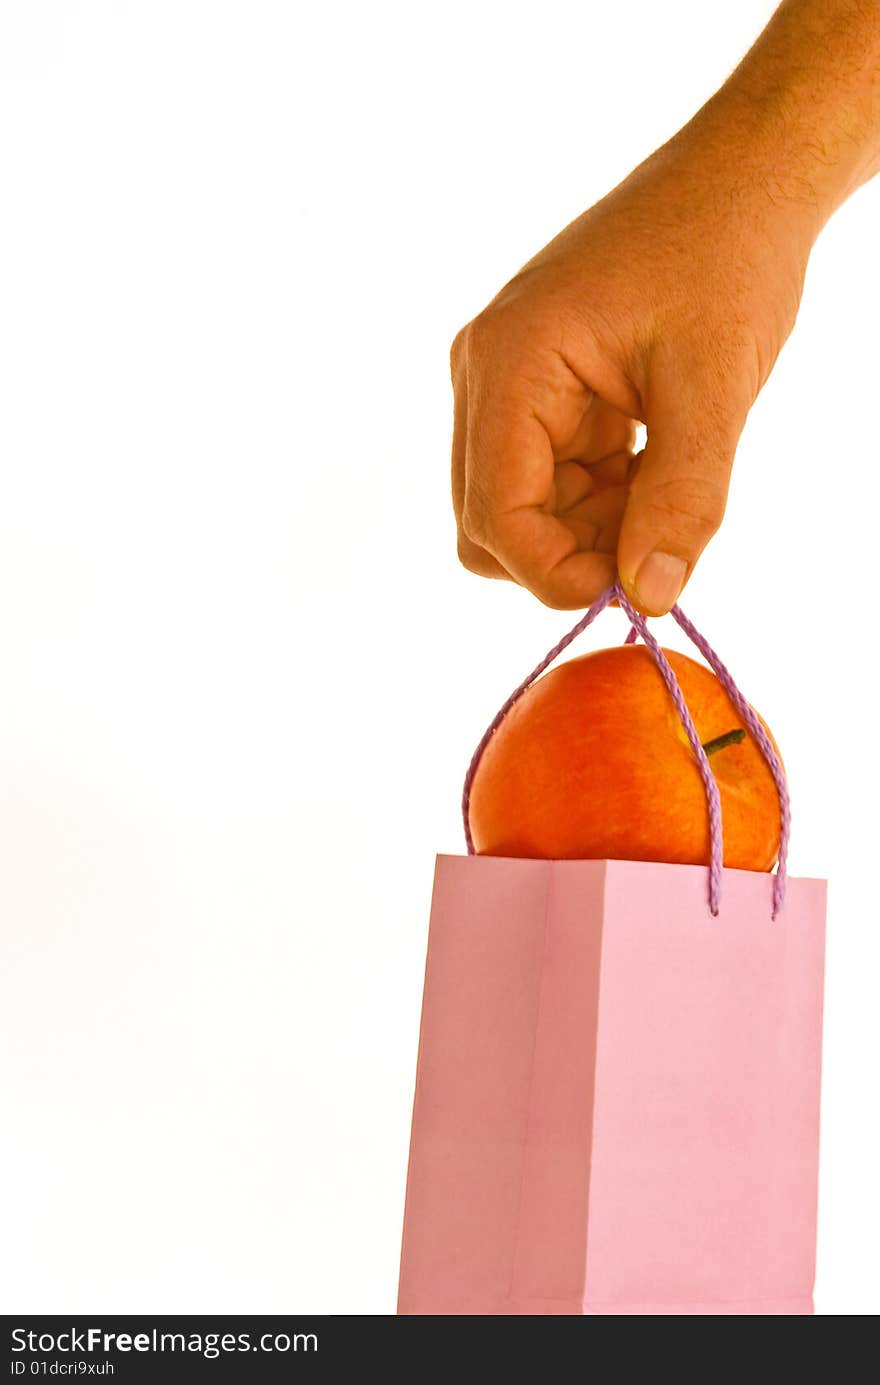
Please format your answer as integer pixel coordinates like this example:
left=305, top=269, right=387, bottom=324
left=451, top=119, right=817, bottom=613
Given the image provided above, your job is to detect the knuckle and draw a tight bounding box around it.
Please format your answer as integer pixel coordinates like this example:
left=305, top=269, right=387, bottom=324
left=449, top=310, right=500, bottom=373
left=461, top=473, right=495, bottom=547
left=451, top=303, right=537, bottom=385
left=636, top=476, right=727, bottom=546
left=449, top=326, right=468, bottom=376
left=456, top=526, right=510, bottom=581
left=463, top=307, right=506, bottom=364
left=456, top=533, right=479, bottom=572
left=461, top=500, right=490, bottom=547
left=456, top=533, right=490, bottom=576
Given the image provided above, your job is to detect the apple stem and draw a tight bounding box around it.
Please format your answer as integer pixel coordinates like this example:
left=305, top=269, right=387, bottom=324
left=701, top=727, right=746, bottom=757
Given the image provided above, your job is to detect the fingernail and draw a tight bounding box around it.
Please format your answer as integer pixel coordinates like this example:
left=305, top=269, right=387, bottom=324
left=633, top=551, right=687, bottom=614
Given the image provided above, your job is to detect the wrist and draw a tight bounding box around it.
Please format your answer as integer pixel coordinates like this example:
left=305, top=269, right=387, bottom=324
left=685, top=0, right=880, bottom=248
left=677, top=90, right=829, bottom=260
left=702, top=89, right=857, bottom=234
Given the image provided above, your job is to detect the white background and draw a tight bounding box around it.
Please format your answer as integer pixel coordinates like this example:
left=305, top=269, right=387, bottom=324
left=1, top=1, right=877, bottom=1316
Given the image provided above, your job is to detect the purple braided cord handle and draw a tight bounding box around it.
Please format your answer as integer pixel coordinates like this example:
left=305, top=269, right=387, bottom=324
left=670, top=603, right=790, bottom=917
left=462, top=580, right=790, bottom=917
left=614, top=588, right=725, bottom=915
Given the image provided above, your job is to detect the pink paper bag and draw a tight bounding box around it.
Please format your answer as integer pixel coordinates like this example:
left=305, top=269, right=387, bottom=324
left=398, top=854, right=826, bottom=1316
left=399, top=584, right=826, bottom=1316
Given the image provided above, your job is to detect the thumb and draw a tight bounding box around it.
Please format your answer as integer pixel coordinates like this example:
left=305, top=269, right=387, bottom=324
left=617, top=395, right=744, bottom=615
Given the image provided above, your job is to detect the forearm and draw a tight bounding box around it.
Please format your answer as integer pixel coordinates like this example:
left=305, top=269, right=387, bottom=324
left=451, top=0, right=880, bottom=614
left=690, top=0, right=880, bottom=240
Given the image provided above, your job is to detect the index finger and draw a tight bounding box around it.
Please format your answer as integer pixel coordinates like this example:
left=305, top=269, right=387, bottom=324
left=463, top=395, right=617, bottom=609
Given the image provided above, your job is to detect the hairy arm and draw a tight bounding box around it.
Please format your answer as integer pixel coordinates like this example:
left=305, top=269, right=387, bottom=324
left=452, top=0, right=880, bottom=613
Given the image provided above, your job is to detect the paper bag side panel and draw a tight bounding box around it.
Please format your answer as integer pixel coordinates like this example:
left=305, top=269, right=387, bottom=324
left=584, top=860, right=827, bottom=1311
left=398, top=855, right=553, bottom=1311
